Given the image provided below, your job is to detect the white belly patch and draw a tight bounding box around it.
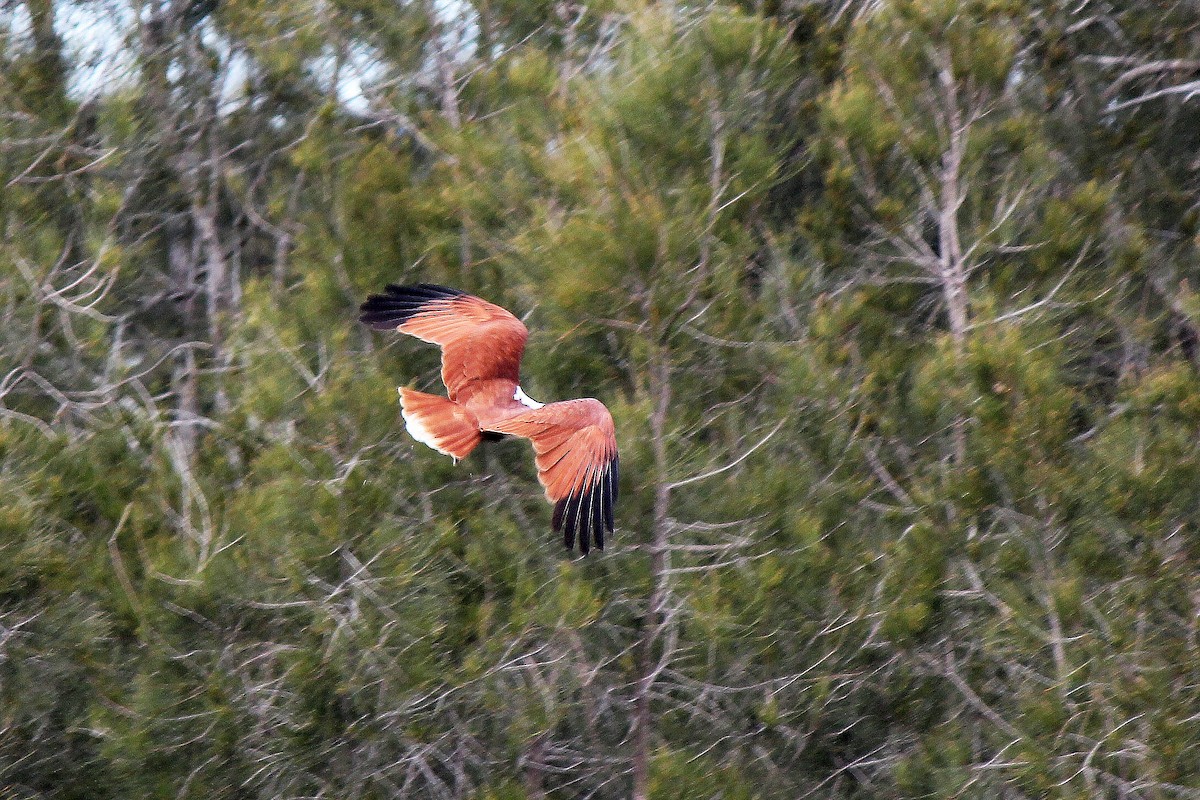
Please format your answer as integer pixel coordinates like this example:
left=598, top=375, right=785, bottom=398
left=514, top=386, right=544, bottom=409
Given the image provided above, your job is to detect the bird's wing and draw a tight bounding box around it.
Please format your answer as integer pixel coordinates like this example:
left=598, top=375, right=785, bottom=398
left=487, top=399, right=618, bottom=554
left=360, top=284, right=529, bottom=401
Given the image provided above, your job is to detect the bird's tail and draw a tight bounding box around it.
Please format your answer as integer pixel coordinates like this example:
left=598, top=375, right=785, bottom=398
left=398, top=388, right=482, bottom=461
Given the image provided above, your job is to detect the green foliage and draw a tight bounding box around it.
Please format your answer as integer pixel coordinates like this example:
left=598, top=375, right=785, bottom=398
left=3, top=0, right=1200, bottom=797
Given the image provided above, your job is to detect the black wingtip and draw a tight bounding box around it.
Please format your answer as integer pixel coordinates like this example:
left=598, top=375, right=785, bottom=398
left=553, top=497, right=574, bottom=551
left=359, top=283, right=465, bottom=330
left=566, top=490, right=586, bottom=555
left=553, top=457, right=617, bottom=556
left=591, top=479, right=606, bottom=552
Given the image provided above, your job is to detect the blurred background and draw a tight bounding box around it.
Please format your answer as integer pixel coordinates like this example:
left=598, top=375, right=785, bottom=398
left=2, top=0, right=1199, bottom=797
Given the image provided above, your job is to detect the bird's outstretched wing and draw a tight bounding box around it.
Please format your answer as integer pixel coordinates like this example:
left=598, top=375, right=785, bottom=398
left=487, top=399, right=618, bottom=554
left=360, top=284, right=529, bottom=402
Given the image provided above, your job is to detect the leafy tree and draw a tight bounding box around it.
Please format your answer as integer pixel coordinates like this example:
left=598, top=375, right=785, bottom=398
left=2, top=1, right=1199, bottom=798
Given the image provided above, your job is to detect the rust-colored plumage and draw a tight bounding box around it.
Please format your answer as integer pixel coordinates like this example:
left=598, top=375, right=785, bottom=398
left=361, top=284, right=618, bottom=554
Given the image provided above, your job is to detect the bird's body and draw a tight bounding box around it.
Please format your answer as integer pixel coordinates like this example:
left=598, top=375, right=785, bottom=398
left=360, top=284, right=618, bottom=554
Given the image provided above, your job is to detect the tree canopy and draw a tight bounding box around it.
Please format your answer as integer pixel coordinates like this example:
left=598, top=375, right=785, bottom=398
left=2, top=1, right=1199, bottom=798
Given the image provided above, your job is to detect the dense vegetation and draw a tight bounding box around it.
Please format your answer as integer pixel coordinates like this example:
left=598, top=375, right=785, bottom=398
left=3, top=1, right=1199, bottom=797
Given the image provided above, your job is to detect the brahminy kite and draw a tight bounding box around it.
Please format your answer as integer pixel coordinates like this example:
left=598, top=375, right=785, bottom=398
left=360, top=284, right=618, bottom=554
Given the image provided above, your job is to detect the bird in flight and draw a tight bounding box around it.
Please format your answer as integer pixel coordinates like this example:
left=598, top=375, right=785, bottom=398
left=361, top=284, right=618, bottom=554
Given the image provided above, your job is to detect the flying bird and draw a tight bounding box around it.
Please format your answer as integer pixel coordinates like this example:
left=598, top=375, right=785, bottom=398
left=360, top=284, right=618, bottom=554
